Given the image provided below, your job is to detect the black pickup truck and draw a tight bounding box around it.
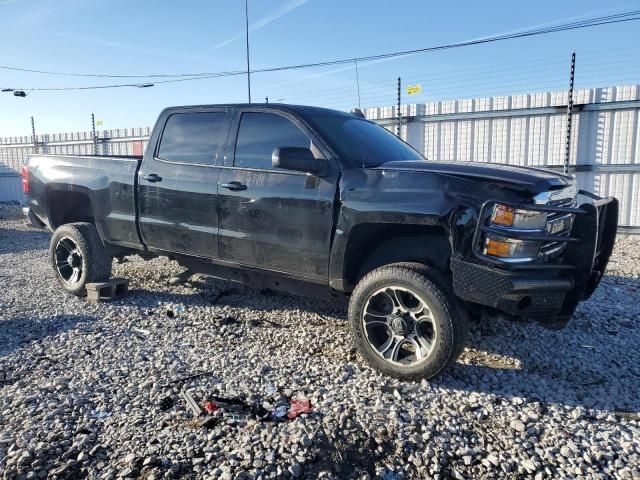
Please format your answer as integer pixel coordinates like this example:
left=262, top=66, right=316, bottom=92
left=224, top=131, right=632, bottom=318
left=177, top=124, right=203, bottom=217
left=23, top=104, right=618, bottom=379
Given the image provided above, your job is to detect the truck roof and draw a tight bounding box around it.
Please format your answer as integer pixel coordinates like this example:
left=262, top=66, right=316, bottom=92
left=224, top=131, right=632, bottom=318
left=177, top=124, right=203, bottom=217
left=161, top=103, right=355, bottom=119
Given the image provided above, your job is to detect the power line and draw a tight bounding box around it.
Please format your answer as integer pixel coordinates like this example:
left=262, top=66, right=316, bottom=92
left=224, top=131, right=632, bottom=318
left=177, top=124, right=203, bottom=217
left=3, top=10, right=639, bottom=81
left=2, top=11, right=640, bottom=92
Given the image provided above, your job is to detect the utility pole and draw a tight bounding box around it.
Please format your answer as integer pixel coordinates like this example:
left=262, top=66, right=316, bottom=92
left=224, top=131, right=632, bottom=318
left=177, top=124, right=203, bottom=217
left=564, top=52, right=576, bottom=175
left=30, top=116, right=37, bottom=154
left=245, top=0, right=252, bottom=103
left=91, top=113, right=97, bottom=155
left=396, top=77, right=402, bottom=137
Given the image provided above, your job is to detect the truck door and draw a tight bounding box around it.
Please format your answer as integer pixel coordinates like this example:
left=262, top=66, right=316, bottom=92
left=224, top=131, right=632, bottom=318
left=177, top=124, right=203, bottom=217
left=138, top=108, right=229, bottom=258
left=217, top=109, right=338, bottom=281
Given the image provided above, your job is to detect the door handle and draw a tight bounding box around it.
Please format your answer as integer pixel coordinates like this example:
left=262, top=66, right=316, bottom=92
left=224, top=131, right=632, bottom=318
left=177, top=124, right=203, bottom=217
left=142, top=173, right=162, bottom=183
left=221, top=181, right=247, bottom=191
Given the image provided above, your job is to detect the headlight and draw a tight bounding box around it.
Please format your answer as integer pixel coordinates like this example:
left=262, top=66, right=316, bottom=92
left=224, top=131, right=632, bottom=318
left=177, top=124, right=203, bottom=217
left=491, top=204, right=547, bottom=230
left=484, top=234, right=540, bottom=260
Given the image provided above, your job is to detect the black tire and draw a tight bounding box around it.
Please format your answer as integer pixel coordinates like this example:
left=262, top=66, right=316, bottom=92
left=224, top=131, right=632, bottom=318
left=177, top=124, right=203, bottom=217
left=348, top=262, right=467, bottom=380
left=49, top=222, right=112, bottom=296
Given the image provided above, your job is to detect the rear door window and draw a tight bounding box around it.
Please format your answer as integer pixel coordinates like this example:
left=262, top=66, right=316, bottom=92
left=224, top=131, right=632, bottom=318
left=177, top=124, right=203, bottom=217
left=234, top=112, right=311, bottom=170
left=157, top=112, right=227, bottom=165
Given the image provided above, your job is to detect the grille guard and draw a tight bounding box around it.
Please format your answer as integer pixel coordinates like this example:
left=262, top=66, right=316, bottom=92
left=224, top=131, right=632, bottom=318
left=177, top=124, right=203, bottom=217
left=471, top=191, right=619, bottom=304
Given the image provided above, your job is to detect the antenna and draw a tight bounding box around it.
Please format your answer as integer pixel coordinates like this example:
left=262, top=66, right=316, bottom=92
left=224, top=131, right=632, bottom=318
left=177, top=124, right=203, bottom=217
left=354, top=58, right=361, bottom=110
left=245, top=0, right=252, bottom=103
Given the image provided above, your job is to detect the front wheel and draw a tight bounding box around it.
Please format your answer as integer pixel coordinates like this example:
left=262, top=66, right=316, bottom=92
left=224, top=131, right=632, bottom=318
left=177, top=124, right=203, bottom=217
left=348, top=263, right=467, bottom=380
left=49, top=223, right=112, bottom=296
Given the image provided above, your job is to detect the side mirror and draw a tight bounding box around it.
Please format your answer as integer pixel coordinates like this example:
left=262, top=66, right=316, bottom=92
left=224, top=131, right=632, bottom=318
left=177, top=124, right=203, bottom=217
left=272, top=147, right=326, bottom=176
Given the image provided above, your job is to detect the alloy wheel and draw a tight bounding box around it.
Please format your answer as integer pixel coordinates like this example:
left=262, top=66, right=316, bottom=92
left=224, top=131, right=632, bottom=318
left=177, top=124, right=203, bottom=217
left=362, top=286, right=437, bottom=366
left=54, top=237, right=83, bottom=286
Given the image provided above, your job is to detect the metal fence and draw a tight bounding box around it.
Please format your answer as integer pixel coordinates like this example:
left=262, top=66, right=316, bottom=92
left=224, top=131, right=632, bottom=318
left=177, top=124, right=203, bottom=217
left=366, top=84, right=640, bottom=230
left=1, top=84, right=638, bottom=230
left=0, top=127, right=151, bottom=202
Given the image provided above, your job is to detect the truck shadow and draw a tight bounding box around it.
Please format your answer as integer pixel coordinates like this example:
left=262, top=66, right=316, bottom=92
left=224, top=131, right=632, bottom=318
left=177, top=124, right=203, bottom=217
left=125, top=273, right=348, bottom=320
left=0, top=314, right=94, bottom=358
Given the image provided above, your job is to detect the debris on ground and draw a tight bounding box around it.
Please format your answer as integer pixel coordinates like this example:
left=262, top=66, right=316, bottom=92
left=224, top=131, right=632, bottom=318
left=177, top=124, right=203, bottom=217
left=265, top=384, right=278, bottom=395
left=287, top=398, right=312, bottom=419
left=180, top=390, right=203, bottom=417
left=615, top=410, right=640, bottom=421
left=169, top=370, right=217, bottom=385
left=168, top=269, right=194, bottom=286
left=206, top=395, right=269, bottom=419
left=203, top=401, right=218, bottom=414
left=176, top=383, right=312, bottom=425
left=272, top=405, right=288, bottom=418
left=131, top=326, right=150, bottom=336
left=92, top=410, right=111, bottom=419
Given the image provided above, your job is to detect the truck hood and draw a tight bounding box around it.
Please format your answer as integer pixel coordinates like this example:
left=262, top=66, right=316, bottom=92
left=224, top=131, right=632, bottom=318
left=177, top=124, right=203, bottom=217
left=373, top=160, right=574, bottom=193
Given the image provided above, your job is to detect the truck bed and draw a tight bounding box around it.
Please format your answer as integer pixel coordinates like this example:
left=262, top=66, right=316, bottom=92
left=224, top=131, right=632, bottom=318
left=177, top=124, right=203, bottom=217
left=26, top=154, right=144, bottom=249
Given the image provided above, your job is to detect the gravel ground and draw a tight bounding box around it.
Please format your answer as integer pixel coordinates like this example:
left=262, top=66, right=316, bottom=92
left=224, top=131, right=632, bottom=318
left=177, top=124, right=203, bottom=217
left=0, top=205, right=639, bottom=480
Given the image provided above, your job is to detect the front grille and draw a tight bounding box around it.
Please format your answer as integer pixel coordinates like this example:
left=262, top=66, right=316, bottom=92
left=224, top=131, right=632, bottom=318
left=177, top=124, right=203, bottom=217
left=540, top=197, right=576, bottom=260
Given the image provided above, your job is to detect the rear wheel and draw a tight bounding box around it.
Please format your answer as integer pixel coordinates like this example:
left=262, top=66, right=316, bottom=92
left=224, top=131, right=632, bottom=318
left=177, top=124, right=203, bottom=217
left=348, top=263, right=467, bottom=380
left=49, top=223, right=112, bottom=296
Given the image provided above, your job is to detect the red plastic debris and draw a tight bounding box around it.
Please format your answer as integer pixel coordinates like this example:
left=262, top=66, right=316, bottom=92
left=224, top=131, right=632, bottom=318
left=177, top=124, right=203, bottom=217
left=203, top=401, right=218, bottom=414
left=287, top=398, right=311, bottom=419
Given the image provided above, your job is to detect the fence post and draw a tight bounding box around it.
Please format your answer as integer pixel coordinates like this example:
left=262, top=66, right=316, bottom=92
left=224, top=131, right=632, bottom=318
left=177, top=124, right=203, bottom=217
left=397, top=77, right=401, bottom=137
left=30, top=116, right=37, bottom=154
left=564, top=52, right=576, bottom=175
left=91, top=113, right=98, bottom=155
left=355, top=59, right=362, bottom=110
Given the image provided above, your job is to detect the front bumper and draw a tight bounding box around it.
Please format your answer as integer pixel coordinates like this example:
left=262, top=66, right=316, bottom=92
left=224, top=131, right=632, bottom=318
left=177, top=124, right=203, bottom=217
left=451, top=192, right=618, bottom=326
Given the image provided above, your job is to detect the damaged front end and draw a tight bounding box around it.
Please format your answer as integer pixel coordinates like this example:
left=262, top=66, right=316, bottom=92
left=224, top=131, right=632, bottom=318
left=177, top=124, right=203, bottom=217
left=450, top=185, right=618, bottom=329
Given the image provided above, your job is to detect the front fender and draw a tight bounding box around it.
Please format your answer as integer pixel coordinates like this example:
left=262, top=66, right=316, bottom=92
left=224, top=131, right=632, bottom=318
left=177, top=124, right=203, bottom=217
left=329, top=169, right=458, bottom=291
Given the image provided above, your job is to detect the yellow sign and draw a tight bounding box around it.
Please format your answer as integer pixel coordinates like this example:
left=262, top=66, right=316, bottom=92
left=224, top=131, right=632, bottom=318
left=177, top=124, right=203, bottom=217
left=96, top=120, right=104, bottom=126
left=407, top=84, right=422, bottom=95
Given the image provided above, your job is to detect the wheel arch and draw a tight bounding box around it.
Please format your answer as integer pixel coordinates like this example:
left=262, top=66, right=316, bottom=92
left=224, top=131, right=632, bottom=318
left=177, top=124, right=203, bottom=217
left=339, top=223, right=452, bottom=291
left=47, top=188, right=95, bottom=229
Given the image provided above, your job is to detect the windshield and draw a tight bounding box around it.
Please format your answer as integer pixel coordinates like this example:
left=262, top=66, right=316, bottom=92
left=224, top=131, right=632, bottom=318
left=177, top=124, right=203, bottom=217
left=307, top=114, right=425, bottom=167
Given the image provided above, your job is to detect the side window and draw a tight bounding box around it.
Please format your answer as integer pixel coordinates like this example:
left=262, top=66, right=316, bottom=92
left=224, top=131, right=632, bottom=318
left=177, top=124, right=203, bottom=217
left=157, top=112, right=227, bottom=164
left=234, top=112, right=311, bottom=170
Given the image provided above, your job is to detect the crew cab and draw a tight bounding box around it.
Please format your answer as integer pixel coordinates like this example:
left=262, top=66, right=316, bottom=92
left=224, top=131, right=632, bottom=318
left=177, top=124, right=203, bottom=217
left=23, top=104, right=618, bottom=379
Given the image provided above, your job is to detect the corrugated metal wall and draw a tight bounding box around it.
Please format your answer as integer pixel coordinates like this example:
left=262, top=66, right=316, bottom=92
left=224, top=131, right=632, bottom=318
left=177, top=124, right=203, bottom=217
left=0, top=85, right=638, bottom=228
left=0, top=165, right=24, bottom=202
left=366, top=84, right=640, bottom=228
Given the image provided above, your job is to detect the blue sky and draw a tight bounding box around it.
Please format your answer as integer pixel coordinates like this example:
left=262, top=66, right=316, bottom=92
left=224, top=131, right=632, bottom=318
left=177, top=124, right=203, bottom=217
left=1, top=0, right=639, bottom=136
